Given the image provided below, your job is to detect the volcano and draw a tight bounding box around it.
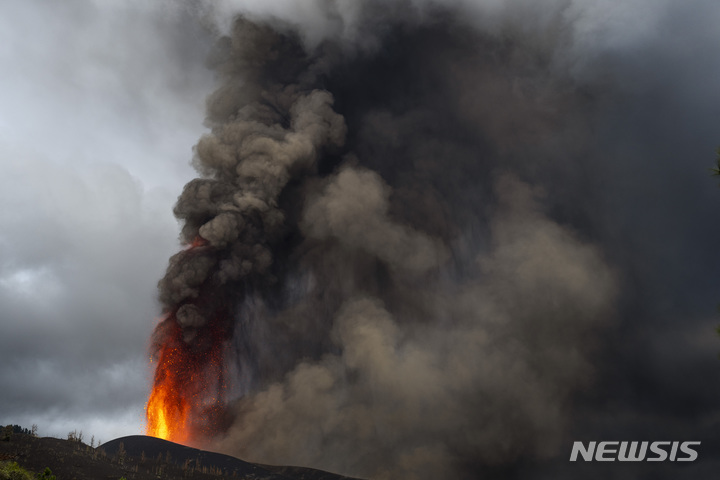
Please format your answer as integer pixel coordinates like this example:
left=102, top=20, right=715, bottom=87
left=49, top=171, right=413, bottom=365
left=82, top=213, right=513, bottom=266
left=146, top=6, right=620, bottom=480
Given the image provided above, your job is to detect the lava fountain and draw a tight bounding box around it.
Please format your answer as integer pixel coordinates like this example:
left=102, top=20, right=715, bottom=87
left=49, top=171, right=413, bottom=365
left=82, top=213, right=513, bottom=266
left=145, top=238, right=231, bottom=444
left=145, top=310, right=230, bottom=443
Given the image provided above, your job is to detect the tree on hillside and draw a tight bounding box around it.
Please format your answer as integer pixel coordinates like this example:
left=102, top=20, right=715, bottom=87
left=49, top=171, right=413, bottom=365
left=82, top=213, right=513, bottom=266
left=117, top=442, right=126, bottom=465
left=0, top=461, right=33, bottom=480
left=37, top=467, right=56, bottom=480
left=10, top=426, right=31, bottom=436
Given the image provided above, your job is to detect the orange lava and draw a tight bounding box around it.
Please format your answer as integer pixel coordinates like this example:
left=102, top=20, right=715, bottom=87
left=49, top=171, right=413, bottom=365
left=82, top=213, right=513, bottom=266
left=189, top=235, right=208, bottom=248
left=145, top=312, right=228, bottom=445
left=145, top=319, right=191, bottom=443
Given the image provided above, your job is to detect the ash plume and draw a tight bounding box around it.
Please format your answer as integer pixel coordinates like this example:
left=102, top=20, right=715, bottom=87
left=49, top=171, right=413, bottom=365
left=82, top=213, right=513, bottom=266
left=153, top=2, right=621, bottom=479
left=149, top=17, right=346, bottom=438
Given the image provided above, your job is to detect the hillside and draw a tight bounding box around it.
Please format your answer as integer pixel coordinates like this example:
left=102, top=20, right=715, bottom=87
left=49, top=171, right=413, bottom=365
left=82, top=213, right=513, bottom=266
left=0, top=432, right=362, bottom=480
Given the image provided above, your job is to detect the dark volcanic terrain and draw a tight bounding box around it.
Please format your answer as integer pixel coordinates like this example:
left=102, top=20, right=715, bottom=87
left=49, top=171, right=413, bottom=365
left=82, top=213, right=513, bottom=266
left=0, top=432, right=362, bottom=480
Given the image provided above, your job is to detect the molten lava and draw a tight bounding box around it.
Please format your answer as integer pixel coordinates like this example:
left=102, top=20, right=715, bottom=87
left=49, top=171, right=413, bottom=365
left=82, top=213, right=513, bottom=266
left=145, top=318, right=191, bottom=443
left=189, top=235, right=208, bottom=249
left=145, top=233, right=232, bottom=444
left=145, top=311, right=228, bottom=445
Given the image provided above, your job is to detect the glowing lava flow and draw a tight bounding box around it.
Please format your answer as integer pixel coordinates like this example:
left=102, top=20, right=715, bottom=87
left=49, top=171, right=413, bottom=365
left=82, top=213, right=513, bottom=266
left=145, top=235, right=229, bottom=444
left=145, top=318, right=192, bottom=443
left=145, top=313, right=229, bottom=444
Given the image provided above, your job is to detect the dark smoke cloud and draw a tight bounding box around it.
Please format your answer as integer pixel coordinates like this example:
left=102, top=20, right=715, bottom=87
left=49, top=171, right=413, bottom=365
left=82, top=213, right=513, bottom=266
left=155, top=18, right=347, bottom=344
left=151, top=4, right=627, bottom=478
left=172, top=1, right=720, bottom=477
left=218, top=175, right=617, bottom=480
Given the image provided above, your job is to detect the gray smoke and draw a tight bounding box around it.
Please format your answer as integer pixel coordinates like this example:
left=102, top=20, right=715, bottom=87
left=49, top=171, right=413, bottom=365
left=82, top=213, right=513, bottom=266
left=151, top=3, right=624, bottom=478
left=218, top=175, right=616, bottom=480
left=155, top=18, right=346, bottom=331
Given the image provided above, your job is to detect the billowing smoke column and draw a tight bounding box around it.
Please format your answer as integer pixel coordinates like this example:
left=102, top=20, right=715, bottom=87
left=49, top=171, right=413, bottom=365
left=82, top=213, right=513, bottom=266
left=148, top=3, right=619, bottom=479
left=146, top=19, right=346, bottom=443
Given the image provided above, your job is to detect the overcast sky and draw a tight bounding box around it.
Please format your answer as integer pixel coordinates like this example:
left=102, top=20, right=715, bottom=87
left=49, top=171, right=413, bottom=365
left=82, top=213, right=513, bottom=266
left=1, top=0, right=719, bottom=474
left=0, top=0, right=215, bottom=440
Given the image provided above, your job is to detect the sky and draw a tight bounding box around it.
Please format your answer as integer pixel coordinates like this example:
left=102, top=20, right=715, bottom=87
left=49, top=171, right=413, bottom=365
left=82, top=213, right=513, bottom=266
left=0, top=0, right=214, bottom=441
left=1, top=0, right=720, bottom=478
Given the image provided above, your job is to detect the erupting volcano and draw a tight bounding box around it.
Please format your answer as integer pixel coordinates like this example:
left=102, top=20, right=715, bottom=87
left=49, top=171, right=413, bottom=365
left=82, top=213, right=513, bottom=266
left=145, top=231, right=244, bottom=444
left=144, top=17, right=347, bottom=446
left=143, top=7, right=620, bottom=479
left=146, top=236, right=228, bottom=444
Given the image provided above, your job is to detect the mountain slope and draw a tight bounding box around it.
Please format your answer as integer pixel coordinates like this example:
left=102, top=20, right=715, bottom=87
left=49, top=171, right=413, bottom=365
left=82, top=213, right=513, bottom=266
left=0, top=433, right=363, bottom=480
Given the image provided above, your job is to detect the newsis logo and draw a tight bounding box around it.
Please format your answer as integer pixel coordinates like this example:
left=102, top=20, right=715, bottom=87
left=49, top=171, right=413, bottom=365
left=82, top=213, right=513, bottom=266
left=570, top=441, right=701, bottom=462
